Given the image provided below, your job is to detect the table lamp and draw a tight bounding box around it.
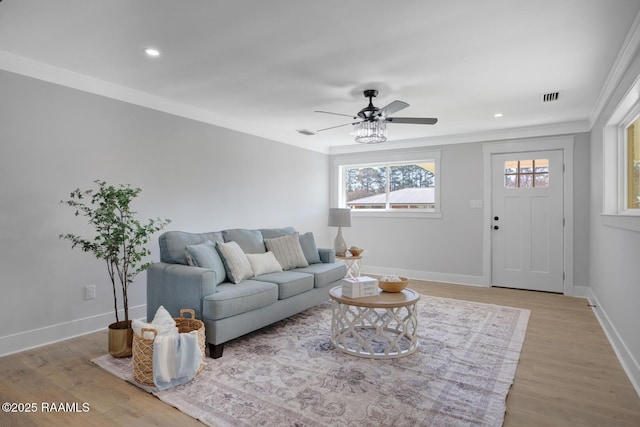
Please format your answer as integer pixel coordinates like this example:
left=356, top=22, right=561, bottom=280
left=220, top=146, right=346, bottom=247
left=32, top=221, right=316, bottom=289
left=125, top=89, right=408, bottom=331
left=328, top=208, right=351, bottom=256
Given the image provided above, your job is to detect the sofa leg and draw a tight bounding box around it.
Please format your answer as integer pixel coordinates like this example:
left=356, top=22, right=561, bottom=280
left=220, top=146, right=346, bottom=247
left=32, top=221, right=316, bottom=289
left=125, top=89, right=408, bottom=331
left=209, top=343, right=224, bottom=359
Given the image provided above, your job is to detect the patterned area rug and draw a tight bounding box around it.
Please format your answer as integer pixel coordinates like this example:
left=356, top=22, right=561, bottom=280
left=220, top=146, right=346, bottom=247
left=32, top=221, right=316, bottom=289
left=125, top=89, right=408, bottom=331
left=93, top=295, right=530, bottom=426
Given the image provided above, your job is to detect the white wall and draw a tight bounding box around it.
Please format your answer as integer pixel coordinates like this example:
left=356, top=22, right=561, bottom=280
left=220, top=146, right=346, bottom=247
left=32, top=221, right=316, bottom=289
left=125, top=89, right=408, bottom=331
left=0, top=70, right=332, bottom=356
left=573, top=133, right=591, bottom=290
left=332, top=143, right=484, bottom=284
left=588, top=47, right=640, bottom=392
left=332, top=136, right=591, bottom=288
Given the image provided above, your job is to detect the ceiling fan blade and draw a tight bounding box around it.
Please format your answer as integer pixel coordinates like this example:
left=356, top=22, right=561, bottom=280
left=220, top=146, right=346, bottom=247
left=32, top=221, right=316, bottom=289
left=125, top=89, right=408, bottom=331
left=316, top=122, right=358, bottom=132
left=385, top=117, right=438, bottom=125
left=314, top=110, right=357, bottom=119
left=378, top=100, right=409, bottom=117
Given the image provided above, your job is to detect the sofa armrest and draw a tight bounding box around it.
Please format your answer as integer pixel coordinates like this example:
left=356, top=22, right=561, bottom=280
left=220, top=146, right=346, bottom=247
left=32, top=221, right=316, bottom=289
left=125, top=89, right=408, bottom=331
left=146, top=262, right=218, bottom=321
left=318, top=248, right=335, bottom=263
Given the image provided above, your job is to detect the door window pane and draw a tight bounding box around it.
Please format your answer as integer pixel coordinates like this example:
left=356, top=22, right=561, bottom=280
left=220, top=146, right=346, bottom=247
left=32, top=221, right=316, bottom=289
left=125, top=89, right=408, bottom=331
left=535, top=173, right=549, bottom=187
left=534, top=159, right=549, bottom=173
left=504, top=161, right=518, bottom=174
left=504, top=159, right=549, bottom=188
left=505, top=174, right=517, bottom=188
left=519, top=160, right=533, bottom=174
left=519, top=174, right=533, bottom=188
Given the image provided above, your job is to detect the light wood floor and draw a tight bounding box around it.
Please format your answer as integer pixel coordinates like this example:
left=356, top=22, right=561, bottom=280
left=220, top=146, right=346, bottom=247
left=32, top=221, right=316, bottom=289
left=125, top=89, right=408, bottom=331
left=1, top=280, right=639, bottom=426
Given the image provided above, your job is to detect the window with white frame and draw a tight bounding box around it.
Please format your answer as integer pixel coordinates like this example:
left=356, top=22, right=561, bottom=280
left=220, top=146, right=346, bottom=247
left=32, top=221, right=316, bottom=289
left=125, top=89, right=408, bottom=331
left=336, top=153, right=441, bottom=217
left=602, top=76, right=640, bottom=230
left=626, top=116, right=640, bottom=210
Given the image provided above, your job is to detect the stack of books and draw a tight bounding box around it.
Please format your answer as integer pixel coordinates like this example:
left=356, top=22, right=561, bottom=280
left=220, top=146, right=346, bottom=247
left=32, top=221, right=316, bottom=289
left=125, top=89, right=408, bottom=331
left=341, top=276, right=379, bottom=298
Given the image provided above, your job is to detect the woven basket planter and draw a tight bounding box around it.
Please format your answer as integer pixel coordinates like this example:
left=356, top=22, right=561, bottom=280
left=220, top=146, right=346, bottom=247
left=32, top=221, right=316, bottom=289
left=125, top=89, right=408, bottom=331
left=132, top=309, right=205, bottom=386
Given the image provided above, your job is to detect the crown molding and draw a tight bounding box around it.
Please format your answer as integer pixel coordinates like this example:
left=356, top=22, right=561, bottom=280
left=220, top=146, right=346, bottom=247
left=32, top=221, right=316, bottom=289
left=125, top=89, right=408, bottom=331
left=0, top=50, right=327, bottom=153
left=0, top=50, right=597, bottom=157
left=590, top=9, right=640, bottom=126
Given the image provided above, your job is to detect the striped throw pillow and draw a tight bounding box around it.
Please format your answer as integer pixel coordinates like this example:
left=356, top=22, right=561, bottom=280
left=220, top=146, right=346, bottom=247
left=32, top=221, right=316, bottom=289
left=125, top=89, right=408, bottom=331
left=264, top=232, right=309, bottom=270
left=216, top=241, right=253, bottom=284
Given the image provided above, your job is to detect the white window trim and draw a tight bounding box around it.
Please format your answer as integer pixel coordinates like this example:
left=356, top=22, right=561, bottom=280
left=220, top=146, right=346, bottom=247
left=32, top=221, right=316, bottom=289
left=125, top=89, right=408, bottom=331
left=331, top=148, right=442, bottom=219
left=602, top=73, right=640, bottom=232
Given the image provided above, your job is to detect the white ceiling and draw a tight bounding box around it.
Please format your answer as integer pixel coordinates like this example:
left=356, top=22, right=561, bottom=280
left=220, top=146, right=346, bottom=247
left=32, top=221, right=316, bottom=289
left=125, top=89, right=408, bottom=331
left=1, top=0, right=640, bottom=154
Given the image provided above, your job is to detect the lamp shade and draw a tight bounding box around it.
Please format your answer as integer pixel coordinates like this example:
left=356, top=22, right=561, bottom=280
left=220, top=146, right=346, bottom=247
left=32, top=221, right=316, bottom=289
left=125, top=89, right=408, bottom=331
left=328, top=208, right=351, bottom=227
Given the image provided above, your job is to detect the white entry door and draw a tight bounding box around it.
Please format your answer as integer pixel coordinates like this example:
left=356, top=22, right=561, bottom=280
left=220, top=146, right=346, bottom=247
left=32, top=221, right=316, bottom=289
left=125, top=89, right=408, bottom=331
left=491, top=150, right=564, bottom=293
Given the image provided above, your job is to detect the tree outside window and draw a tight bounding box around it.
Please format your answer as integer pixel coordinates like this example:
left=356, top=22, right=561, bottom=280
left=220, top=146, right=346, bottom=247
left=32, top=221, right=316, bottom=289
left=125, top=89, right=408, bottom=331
left=344, top=162, right=436, bottom=210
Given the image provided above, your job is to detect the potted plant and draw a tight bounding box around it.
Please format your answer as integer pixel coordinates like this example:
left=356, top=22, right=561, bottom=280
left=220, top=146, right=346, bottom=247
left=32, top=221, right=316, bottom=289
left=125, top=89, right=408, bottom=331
left=60, top=180, right=170, bottom=357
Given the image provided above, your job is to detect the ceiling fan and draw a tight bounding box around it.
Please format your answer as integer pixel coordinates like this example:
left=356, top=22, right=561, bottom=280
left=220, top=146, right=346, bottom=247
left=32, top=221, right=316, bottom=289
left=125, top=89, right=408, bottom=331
left=314, top=89, right=437, bottom=143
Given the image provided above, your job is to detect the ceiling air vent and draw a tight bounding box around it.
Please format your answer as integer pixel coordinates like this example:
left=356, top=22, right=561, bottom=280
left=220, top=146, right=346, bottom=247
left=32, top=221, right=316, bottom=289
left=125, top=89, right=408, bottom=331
left=297, top=129, right=315, bottom=136
left=540, top=91, right=560, bottom=103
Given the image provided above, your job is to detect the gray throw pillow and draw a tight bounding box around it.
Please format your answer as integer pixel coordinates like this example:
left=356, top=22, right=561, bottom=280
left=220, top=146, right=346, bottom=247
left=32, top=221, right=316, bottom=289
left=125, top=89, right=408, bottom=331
left=222, top=229, right=266, bottom=254
left=184, top=240, right=227, bottom=285
left=299, top=232, right=321, bottom=264
left=216, top=241, right=253, bottom=284
left=260, top=227, right=296, bottom=239
left=264, top=232, right=309, bottom=270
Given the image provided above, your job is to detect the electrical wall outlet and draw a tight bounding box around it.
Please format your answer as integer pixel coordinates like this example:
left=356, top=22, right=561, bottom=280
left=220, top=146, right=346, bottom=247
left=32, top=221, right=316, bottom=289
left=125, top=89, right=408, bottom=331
left=84, top=285, right=96, bottom=300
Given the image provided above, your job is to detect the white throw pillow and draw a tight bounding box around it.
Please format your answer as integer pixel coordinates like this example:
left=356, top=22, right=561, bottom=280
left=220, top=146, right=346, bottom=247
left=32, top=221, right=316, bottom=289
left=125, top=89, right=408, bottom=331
left=132, top=305, right=179, bottom=338
left=216, top=240, right=253, bottom=284
left=151, top=305, right=179, bottom=336
left=264, top=232, right=309, bottom=270
left=246, top=251, right=283, bottom=276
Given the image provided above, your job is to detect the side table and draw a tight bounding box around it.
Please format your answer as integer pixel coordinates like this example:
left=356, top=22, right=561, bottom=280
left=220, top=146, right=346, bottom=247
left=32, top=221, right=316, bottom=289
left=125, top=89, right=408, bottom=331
left=336, top=254, right=362, bottom=278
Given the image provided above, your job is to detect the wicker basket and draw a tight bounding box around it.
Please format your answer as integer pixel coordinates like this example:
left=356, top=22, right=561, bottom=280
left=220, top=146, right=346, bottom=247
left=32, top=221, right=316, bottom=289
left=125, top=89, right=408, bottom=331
left=132, top=308, right=205, bottom=386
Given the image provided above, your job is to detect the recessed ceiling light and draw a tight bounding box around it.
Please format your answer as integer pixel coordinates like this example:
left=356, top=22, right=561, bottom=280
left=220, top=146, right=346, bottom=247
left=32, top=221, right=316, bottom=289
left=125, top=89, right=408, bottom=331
left=494, top=113, right=504, bottom=118
left=144, top=48, right=161, bottom=57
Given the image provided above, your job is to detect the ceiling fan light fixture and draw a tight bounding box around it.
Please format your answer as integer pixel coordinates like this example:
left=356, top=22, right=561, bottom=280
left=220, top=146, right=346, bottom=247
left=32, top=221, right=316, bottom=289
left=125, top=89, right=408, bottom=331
left=354, top=121, right=387, bottom=144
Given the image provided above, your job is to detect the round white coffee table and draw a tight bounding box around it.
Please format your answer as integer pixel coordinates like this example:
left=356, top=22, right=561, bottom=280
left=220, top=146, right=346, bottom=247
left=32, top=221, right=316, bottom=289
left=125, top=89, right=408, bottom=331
left=329, top=286, right=420, bottom=359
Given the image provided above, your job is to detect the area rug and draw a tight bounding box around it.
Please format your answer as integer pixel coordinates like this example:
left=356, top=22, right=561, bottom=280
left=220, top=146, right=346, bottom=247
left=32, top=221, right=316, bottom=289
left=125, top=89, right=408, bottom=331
left=93, top=295, right=530, bottom=426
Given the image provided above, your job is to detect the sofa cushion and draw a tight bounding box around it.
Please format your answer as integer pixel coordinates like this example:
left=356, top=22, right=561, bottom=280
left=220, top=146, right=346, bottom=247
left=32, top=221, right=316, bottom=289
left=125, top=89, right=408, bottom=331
left=222, top=229, right=266, bottom=254
left=260, top=227, right=296, bottom=239
left=216, top=241, right=253, bottom=284
left=264, top=232, right=309, bottom=270
left=184, top=240, right=226, bottom=285
left=159, top=231, right=224, bottom=265
left=254, top=271, right=314, bottom=299
left=246, top=252, right=283, bottom=276
left=299, top=232, right=321, bottom=264
left=203, top=280, right=278, bottom=320
left=293, top=262, right=347, bottom=288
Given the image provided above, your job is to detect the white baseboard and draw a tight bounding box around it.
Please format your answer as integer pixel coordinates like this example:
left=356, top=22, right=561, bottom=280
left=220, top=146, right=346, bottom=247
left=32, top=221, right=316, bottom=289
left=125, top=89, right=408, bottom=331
left=572, top=286, right=640, bottom=398
left=0, top=305, right=146, bottom=358
left=361, top=265, right=489, bottom=287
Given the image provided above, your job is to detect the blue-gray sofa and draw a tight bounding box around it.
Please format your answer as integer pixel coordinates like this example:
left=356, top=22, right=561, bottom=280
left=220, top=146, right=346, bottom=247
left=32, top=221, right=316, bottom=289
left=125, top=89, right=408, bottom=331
left=146, top=227, right=347, bottom=358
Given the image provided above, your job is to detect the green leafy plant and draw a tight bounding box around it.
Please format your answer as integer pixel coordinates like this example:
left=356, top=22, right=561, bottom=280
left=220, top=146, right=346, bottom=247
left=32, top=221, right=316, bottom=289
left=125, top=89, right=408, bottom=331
left=60, top=180, right=171, bottom=325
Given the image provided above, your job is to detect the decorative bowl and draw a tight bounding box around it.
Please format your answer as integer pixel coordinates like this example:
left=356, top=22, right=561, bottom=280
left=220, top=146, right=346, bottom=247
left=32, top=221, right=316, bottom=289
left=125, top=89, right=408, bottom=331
left=348, top=247, right=363, bottom=257
left=378, top=276, right=409, bottom=293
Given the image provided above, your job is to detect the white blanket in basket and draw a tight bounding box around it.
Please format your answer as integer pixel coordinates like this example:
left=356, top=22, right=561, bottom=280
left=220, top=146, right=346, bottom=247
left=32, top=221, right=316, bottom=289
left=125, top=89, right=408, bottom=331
left=152, top=330, right=201, bottom=390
